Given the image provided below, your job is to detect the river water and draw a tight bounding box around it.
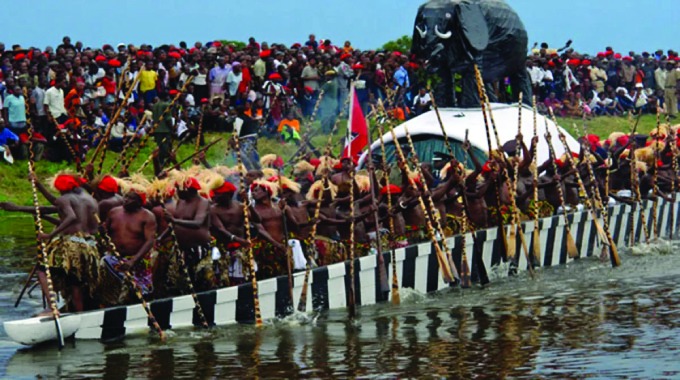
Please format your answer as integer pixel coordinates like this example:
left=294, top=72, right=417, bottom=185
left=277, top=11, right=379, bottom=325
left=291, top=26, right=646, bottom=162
left=0, top=215, right=679, bottom=379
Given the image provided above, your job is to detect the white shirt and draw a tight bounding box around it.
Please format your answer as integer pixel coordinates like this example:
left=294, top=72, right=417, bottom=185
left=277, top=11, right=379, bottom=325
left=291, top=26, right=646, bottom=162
left=413, top=93, right=431, bottom=106
left=527, top=66, right=544, bottom=85
left=44, top=86, right=67, bottom=118
left=226, top=71, right=243, bottom=97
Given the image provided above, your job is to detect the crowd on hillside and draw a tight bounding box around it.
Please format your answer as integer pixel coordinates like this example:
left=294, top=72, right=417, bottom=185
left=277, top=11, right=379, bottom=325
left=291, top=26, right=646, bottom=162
left=1, top=36, right=679, bottom=167
left=0, top=36, right=428, bottom=167
left=527, top=43, right=680, bottom=119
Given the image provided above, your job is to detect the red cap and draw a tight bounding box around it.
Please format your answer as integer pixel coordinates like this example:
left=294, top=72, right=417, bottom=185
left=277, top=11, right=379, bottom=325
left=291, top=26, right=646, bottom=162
left=310, top=158, right=321, bottom=168
left=605, top=51, right=614, bottom=56
left=132, top=191, right=147, bottom=205
left=304, top=86, right=314, bottom=93
left=623, top=56, right=632, bottom=61
left=614, top=53, right=622, bottom=59
left=582, top=60, right=591, bottom=65
left=214, top=181, right=237, bottom=194
left=14, top=53, right=25, bottom=61
left=98, top=176, right=118, bottom=193
left=102, top=44, right=112, bottom=51
left=169, top=89, right=180, bottom=95
left=333, top=161, right=343, bottom=170
left=597, top=52, right=605, bottom=58
left=180, top=177, right=202, bottom=190
left=658, top=160, right=664, bottom=168
left=260, top=50, right=271, bottom=58
left=250, top=182, right=274, bottom=196
left=190, top=47, right=198, bottom=54
left=291, top=43, right=301, bottom=48
left=213, top=41, right=222, bottom=47
left=269, top=73, right=282, bottom=80
left=200, top=98, right=209, bottom=104
left=54, top=175, right=80, bottom=192
left=555, top=159, right=564, bottom=168
left=169, top=51, right=181, bottom=59
left=108, top=59, right=121, bottom=67
left=353, top=64, right=364, bottom=69
left=95, top=55, right=107, bottom=62
left=616, top=135, right=629, bottom=146
left=548, top=61, right=555, bottom=67
left=380, top=184, right=402, bottom=195
left=482, top=162, right=492, bottom=172
left=409, top=62, right=419, bottom=69
left=340, top=53, right=351, bottom=60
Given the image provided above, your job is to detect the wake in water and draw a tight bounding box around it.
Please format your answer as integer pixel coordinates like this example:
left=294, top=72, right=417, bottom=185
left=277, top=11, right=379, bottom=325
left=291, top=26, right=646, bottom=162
left=627, top=239, right=678, bottom=256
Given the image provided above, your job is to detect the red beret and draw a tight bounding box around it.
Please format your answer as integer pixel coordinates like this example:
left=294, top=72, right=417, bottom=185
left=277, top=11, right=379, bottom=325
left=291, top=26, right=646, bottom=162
left=353, top=64, right=364, bottom=69
left=623, top=56, right=632, bottom=61
left=108, top=59, right=121, bottom=68
left=214, top=181, right=237, bottom=194
left=136, top=51, right=145, bottom=57
left=616, top=135, right=629, bottom=146
left=169, top=51, right=181, bottom=59
left=102, top=44, right=112, bottom=51
left=200, top=98, right=209, bottom=104
left=291, top=43, right=301, bottom=48
left=15, top=53, right=25, bottom=61
left=310, top=158, right=321, bottom=168
left=190, top=47, right=198, bottom=54
left=582, top=60, right=591, bottom=65
left=555, top=159, right=564, bottom=168
left=548, top=61, right=555, bottom=67
left=614, top=53, right=622, bottom=59
left=333, top=161, right=343, bottom=170
left=260, top=50, right=271, bottom=58
left=54, top=175, right=80, bottom=192
left=340, top=53, right=351, bottom=60
left=95, top=55, right=107, bottom=62
left=98, top=176, right=118, bottom=193
left=250, top=182, right=274, bottom=196
left=380, top=184, right=402, bottom=195
left=605, top=51, right=614, bottom=56
left=304, top=86, right=314, bottom=93
left=393, top=52, right=402, bottom=56
left=482, top=162, right=492, bottom=172
left=213, top=41, right=222, bottom=47
left=169, top=89, right=180, bottom=95
left=597, top=52, right=605, bottom=58
left=134, top=191, right=147, bottom=205
left=409, top=62, right=419, bottom=69
left=550, top=52, right=558, bottom=57
left=269, top=73, right=282, bottom=80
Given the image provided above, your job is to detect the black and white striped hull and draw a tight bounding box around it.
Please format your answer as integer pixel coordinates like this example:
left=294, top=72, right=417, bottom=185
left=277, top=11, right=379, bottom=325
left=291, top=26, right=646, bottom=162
left=4, top=199, right=678, bottom=345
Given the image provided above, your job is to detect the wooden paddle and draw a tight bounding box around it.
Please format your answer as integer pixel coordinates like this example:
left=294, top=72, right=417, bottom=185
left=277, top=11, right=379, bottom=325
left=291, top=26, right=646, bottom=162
left=297, top=90, right=354, bottom=313
left=458, top=129, right=474, bottom=288
left=530, top=96, right=542, bottom=264
left=542, top=120, right=580, bottom=260
left=27, top=124, right=64, bottom=348
left=119, top=76, right=194, bottom=174
left=276, top=166, right=295, bottom=312
left=94, top=214, right=166, bottom=341
left=668, top=117, right=678, bottom=240
left=379, top=101, right=455, bottom=284
left=374, top=115, right=401, bottom=304
left=159, top=201, right=210, bottom=328
left=233, top=135, right=263, bottom=326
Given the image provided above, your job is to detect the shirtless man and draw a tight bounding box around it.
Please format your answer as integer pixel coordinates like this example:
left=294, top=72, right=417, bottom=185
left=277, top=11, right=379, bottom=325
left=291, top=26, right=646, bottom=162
left=250, top=180, right=296, bottom=280
left=102, top=189, right=156, bottom=305
left=210, top=181, right=253, bottom=285
left=163, top=177, right=212, bottom=289
left=93, top=175, right=124, bottom=220
left=331, top=157, right=353, bottom=198
left=3, top=174, right=99, bottom=312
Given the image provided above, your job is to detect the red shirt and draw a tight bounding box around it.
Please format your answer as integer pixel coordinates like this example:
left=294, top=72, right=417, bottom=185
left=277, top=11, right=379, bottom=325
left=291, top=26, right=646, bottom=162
left=238, top=68, right=251, bottom=94
left=101, top=77, right=116, bottom=94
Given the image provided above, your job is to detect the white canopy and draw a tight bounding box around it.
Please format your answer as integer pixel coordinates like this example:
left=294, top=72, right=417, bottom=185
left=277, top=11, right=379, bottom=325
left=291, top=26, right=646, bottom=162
left=360, top=103, right=580, bottom=166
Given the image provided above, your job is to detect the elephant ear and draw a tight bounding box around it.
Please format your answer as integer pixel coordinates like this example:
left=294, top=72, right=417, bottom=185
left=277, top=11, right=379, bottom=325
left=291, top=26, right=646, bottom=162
left=457, top=2, right=489, bottom=52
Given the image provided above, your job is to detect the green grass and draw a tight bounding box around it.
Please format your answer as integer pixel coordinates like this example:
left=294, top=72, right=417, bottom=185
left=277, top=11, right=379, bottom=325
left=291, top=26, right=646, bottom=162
left=0, top=119, right=349, bottom=208
left=0, top=114, right=652, bottom=208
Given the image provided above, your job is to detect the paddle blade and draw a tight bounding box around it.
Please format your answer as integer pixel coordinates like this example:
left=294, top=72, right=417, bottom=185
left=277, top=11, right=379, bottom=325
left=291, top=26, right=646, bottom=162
left=297, top=265, right=311, bottom=312
left=460, top=255, right=472, bottom=289
left=507, top=227, right=517, bottom=260
left=609, top=240, right=621, bottom=268
left=565, top=230, right=579, bottom=259
left=593, top=218, right=608, bottom=244
left=532, top=229, right=541, bottom=265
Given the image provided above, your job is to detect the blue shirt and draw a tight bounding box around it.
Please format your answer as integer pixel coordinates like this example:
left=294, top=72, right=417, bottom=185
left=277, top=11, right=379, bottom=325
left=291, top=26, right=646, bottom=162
left=394, top=66, right=410, bottom=88
left=0, top=128, right=19, bottom=145
left=4, top=95, right=26, bottom=123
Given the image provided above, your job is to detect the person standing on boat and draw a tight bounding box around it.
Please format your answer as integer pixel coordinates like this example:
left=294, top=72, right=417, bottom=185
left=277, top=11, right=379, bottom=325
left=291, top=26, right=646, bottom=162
left=147, top=178, right=178, bottom=299
left=209, top=179, right=253, bottom=286
left=162, top=176, right=213, bottom=289
left=250, top=180, right=296, bottom=280
left=100, top=186, right=157, bottom=306
left=2, top=174, right=100, bottom=312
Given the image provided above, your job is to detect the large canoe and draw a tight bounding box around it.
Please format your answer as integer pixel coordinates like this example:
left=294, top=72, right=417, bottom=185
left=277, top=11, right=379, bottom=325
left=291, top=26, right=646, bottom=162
left=5, top=199, right=678, bottom=346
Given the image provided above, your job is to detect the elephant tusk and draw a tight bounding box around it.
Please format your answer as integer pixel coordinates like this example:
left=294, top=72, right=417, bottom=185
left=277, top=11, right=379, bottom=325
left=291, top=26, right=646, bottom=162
left=415, top=25, right=427, bottom=39
left=435, top=25, right=452, bottom=40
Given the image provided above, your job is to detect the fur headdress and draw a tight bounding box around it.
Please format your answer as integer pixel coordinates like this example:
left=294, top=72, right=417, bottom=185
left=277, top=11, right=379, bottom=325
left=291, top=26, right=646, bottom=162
left=251, top=180, right=278, bottom=198
left=294, top=160, right=315, bottom=175
left=278, top=176, right=301, bottom=194
left=354, top=174, right=371, bottom=193
left=147, top=178, right=175, bottom=199
left=260, top=154, right=283, bottom=168
left=306, top=180, right=337, bottom=200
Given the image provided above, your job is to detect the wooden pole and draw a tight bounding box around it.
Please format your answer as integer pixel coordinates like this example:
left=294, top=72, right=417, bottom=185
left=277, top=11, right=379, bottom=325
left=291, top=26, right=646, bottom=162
left=348, top=160, right=357, bottom=319
left=276, top=166, right=295, bottom=311
left=159, top=202, right=209, bottom=327
left=234, top=136, right=263, bottom=325
left=119, top=76, right=194, bottom=173
left=27, top=124, right=64, bottom=348
left=530, top=96, right=541, bottom=264
left=194, top=104, right=207, bottom=155
left=380, top=101, right=456, bottom=284
left=94, top=214, right=166, bottom=341
left=458, top=129, right=473, bottom=288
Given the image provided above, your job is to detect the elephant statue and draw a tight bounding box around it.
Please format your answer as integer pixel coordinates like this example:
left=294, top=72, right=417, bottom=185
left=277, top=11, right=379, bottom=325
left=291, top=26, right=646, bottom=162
left=411, top=0, right=532, bottom=108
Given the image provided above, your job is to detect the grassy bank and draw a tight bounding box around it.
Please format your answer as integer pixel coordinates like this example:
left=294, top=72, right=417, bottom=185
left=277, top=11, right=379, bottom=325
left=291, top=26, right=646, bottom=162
left=0, top=114, right=661, bottom=208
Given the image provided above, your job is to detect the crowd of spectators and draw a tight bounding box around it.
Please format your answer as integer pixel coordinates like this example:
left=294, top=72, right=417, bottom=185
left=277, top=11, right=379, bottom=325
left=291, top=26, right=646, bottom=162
left=1, top=35, right=678, bottom=167
left=527, top=43, right=680, bottom=119
left=0, top=35, right=428, bottom=167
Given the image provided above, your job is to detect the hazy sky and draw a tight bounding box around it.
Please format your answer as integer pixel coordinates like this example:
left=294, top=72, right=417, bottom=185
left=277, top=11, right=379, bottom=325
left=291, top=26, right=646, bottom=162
left=3, top=0, right=678, bottom=55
